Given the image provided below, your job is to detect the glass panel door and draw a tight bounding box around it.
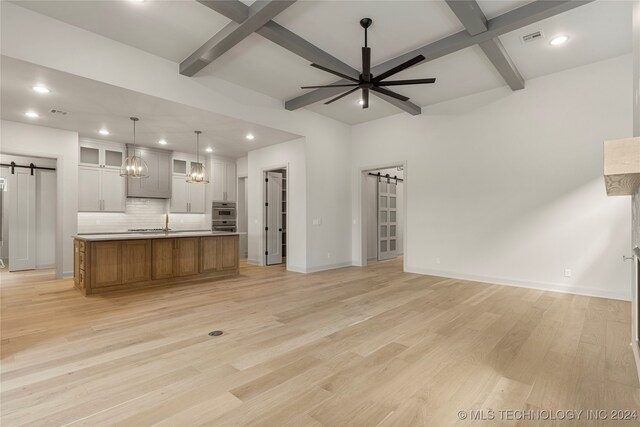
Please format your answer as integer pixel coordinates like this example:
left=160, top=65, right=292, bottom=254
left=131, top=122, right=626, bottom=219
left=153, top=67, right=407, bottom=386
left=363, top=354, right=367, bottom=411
left=378, top=179, right=398, bottom=260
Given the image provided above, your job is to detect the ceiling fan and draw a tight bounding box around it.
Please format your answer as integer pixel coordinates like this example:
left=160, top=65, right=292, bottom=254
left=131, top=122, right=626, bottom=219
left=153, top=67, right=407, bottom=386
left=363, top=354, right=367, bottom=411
left=301, top=18, right=436, bottom=109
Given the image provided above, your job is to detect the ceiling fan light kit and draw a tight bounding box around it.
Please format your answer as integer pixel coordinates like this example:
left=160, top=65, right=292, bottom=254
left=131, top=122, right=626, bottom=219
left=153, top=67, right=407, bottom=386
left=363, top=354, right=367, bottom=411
left=301, top=18, right=436, bottom=110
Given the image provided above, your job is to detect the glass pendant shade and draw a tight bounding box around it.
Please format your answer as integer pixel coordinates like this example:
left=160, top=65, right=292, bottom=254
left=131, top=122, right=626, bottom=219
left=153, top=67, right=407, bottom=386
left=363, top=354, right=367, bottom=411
left=187, top=131, right=209, bottom=184
left=120, top=117, right=149, bottom=178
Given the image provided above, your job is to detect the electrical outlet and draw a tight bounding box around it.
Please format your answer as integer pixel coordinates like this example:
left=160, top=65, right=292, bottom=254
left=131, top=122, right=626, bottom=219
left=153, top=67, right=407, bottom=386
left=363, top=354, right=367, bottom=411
left=435, top=257, right=441, bottom=265
left=96, top=220, right=101, bottom=225
left=564, top=269, right=572, bottom=278
left=327, top=252, right=331, bottom=259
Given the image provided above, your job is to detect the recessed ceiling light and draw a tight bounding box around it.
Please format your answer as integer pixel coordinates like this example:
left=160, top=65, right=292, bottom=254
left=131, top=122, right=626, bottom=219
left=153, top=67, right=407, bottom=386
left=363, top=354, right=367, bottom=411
left=205, top=147, right=213, bottom=153
left=549, top=35, right=569, bottom=46
left=99, top=129, right=110, bottom=135
left=32, top=85, right=50, bottom=94
left=158, top=139, right=168, bottom=145
left=246, top=133, right=255, bottom=140
left=25, top=111, right=39, bottom=118
left=358, top=99, right=365, bottom=106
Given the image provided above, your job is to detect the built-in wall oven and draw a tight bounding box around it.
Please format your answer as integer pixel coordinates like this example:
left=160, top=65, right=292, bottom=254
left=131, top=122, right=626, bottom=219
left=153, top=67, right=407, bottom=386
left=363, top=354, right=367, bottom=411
left=212, top=201, right=237, bottom=232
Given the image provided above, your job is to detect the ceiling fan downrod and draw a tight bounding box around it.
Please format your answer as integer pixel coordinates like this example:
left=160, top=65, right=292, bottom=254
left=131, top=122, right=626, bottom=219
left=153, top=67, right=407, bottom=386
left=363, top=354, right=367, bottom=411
left=360, top=18, right=372, bottom=48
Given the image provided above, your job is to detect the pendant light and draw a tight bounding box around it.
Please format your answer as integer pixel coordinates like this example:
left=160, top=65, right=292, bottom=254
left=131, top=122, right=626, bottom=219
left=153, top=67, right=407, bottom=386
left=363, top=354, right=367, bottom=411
left=187, top=130, right=209, bottom=184
left=120, top=117, right=149, bottom=178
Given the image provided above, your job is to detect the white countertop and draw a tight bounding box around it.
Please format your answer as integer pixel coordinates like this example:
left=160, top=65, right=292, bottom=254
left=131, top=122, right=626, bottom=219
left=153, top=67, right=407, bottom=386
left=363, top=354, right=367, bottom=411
left=74, top=231, right=242, bottom=241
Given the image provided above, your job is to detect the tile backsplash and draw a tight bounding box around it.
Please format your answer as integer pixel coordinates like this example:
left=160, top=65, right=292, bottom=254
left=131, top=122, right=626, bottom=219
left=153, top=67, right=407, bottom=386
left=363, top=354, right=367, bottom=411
left=78, top=198, right=209, bottom=233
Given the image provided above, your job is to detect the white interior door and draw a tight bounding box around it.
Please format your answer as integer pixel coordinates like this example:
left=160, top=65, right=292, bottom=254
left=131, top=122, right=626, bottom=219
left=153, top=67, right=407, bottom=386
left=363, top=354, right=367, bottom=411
left=9, top=168, right=36, bottom=271
left=378, top=179, right=398, bottom=261
left=265, top=171, right=283, bottom=265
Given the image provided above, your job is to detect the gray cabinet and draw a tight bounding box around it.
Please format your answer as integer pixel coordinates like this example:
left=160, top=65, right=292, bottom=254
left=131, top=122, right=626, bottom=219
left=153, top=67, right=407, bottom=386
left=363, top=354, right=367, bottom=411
left=127, top=147, right=171, bottom=199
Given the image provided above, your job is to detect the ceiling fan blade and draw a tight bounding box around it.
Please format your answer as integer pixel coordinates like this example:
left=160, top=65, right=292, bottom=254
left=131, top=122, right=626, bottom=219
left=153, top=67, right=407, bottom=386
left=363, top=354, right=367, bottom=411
left=310, top=63, right=359, bottom=83
left=362, top=88, right=369, bottom=109
left=376, top=78, right=436, bottom=86
left=301, top=83, right=359, bottom=89
left=371, top=87, right=410, bottom=102
left=373, top=55, right=426, bottom=82
left=324, top=87, right=360, bottom=105
left=362, top=47, right=371, bottom=82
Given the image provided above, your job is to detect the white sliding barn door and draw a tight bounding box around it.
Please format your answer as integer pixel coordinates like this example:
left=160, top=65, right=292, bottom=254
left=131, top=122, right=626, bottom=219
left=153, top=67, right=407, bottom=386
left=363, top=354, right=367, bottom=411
left=378, top=179, right=398, bottom=261
left=265, top=172, right=283, bottom=265
left=9, top=168, right=36, bottom=271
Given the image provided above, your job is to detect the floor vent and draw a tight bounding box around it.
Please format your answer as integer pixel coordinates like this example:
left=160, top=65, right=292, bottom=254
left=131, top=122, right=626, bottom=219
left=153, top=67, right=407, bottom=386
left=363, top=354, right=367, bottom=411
left=522, top=31, right=544, bottom=43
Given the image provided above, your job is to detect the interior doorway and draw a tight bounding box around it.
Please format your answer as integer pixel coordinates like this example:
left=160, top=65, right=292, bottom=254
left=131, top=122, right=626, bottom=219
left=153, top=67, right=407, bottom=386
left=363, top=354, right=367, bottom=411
left=264, top=168, right=287, bottom=266
left=360, top=163, right=406, bottom=267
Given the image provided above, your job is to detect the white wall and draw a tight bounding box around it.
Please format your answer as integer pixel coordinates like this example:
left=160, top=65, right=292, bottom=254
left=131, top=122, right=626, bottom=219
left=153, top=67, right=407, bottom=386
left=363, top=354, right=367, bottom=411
left=35, top=169, right=56, bottom=267
left=236, top=157, right=248, bottom=178
left=0, top=120, right=78, bottom=277
left=352, top=54, right=633, bottom=300
left=237, top=177, right=248, bottom=259
left=247, top=138, right=306, bottom=270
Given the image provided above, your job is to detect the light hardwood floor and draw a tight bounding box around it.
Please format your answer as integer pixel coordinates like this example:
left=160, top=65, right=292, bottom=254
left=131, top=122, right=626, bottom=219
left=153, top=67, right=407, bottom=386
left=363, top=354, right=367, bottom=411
left=1, top=259, right=639, bottom=426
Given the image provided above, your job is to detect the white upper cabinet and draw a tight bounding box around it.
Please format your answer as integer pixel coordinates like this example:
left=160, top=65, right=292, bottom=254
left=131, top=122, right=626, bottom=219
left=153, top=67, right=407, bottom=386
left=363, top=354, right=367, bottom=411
left=78, top=140, right=126, bottom=212
left=188, top=182, right=206, bottom=213
left=79, top=142, right=124, bottom=169
left=101, top=169, right=126, bottom=212
left=170, top=153, right=206, bottom=213
left=78, top=166, right=101, bottom=212
left=212, top=158, right=236, bottom=202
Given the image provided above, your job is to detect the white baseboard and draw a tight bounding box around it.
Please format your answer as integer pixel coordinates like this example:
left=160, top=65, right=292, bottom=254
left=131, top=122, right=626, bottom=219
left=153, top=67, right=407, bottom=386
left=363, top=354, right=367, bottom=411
left=62, top=270, right=73, bottom=278
left=405, top=265, right=631, bottom=301
left=36, top=264, right=56, bottom=269
left=286, top=265, right=307, bottom=273
left=295, top=262, right=352, bottom=274
left=246, top=258, right=261, bottom=266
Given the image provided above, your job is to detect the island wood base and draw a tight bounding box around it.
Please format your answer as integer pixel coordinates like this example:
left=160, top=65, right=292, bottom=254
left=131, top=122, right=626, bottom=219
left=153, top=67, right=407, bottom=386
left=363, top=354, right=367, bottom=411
left=74, top=235, right=239, bottom=295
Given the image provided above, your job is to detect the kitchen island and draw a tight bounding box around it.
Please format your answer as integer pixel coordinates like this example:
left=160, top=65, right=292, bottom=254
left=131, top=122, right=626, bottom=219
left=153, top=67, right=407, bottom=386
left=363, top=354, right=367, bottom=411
left=73, top=232, right=239, bottom=295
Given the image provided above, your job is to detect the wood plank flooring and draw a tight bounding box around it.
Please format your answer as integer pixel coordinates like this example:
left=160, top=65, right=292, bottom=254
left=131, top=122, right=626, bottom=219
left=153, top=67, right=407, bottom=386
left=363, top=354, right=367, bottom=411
left=1, top=259, right=638, bottom=426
